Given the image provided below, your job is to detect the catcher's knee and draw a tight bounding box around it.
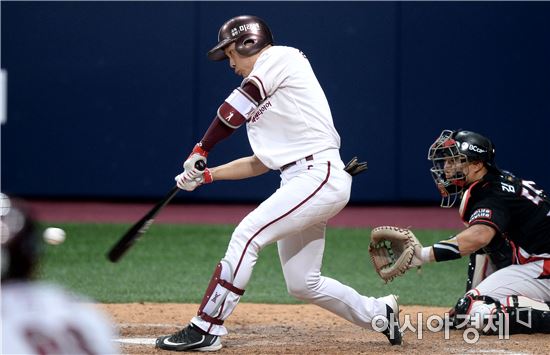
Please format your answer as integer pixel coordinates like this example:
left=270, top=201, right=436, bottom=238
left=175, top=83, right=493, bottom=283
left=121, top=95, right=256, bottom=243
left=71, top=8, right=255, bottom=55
left=197, top=259, right=245, bottom=325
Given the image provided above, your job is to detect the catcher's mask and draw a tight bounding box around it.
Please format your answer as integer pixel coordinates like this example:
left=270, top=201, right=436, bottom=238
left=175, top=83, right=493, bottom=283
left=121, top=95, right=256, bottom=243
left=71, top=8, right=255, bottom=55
left=427, top=129, right=496, bottom=208
left=207, top=15, right=274, bottom=61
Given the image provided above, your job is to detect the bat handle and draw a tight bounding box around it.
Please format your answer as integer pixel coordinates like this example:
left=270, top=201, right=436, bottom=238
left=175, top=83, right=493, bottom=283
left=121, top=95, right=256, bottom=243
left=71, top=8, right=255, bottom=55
left=195, top=159, right=206, bottom=171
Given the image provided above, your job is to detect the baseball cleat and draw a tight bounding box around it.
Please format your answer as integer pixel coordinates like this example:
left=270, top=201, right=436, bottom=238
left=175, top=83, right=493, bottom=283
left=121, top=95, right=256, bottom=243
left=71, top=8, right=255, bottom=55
left=155, top=323, right=222, bottom=352
left=378, top=294, right=403, bottom=346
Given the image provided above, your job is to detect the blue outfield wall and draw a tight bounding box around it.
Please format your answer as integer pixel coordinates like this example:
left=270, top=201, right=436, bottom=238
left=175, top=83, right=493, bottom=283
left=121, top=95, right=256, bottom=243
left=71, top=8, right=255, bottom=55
left=2, top=2, right=549, bottom=203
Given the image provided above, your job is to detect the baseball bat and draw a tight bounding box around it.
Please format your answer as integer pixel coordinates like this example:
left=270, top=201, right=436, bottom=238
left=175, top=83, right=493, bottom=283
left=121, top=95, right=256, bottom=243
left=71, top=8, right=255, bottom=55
left=107, top=160, right=206, bottom=262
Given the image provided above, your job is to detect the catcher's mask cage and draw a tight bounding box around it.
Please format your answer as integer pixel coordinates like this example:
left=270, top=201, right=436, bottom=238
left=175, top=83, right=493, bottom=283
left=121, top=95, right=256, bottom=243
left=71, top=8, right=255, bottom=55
left=207, top=15, right=274, bottom=61
left=428, top=129, right=497, bottom=208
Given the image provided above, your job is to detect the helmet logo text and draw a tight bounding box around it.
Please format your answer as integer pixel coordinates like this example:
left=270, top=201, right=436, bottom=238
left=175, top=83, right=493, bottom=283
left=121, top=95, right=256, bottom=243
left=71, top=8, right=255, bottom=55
left=460, top=142, right=487, bottom=154
left=231, top=23, right=261, bottom=37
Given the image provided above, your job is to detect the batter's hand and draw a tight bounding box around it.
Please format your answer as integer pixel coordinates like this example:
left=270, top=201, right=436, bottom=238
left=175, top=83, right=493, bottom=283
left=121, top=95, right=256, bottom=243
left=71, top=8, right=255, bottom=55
left=183, top=144, right=208, bottom=180
left=174, top=168, right=213, bottom=191
left=175, top=174, right=200, bottom=191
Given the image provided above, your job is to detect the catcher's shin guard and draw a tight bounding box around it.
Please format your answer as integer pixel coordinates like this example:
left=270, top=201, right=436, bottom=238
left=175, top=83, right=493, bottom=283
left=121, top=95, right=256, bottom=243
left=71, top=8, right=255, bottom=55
left=504, top=295, right=550, bottom=334
left=450, top=292, right=550, bottom=334
left=197, top=259, right=245, bottom=326
left=448, top=290, right=501, bottom=331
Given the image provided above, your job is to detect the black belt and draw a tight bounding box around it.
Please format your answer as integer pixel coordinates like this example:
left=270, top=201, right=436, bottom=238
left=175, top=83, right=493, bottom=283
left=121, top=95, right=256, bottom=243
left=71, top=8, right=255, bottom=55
left=280, top=155, right=314, bottom=172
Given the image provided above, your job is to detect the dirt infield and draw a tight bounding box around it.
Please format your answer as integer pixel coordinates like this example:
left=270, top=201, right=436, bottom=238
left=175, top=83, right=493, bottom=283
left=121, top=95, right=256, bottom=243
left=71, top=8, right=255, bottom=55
left=36, top=202, right=547, bottom=353
left=101, top=303, right=547, bottom=355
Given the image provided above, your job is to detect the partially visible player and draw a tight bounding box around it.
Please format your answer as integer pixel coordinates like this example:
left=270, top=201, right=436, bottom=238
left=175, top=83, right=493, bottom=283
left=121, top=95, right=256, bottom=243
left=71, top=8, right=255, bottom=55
left=411, top=130, right=550, bottom=334
left=1, top=194, right=119, bottom=354
left=155, top=15, right=402, bottom=352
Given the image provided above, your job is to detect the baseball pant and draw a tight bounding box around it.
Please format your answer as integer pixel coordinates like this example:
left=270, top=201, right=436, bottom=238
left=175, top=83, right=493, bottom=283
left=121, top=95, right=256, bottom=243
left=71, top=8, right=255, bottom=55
left=192, top=149, right=388, bottom=335
left=475, top=260, right=550, bottom=303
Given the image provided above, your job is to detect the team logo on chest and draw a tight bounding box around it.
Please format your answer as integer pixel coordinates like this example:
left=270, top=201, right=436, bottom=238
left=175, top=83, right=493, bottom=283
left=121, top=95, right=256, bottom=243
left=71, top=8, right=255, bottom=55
left=249, top=100, right=272, bottom=123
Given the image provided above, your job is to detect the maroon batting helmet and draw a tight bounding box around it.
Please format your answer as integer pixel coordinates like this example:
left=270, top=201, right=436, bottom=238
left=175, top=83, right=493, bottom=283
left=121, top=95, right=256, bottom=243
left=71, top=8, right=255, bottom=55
left=207, top=15, right=274, bottom=61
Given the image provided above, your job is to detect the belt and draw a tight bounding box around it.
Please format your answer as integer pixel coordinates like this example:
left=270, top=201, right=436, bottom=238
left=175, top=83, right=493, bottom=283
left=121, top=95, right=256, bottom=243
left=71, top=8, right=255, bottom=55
left=280, top=155, right=314, bottom=172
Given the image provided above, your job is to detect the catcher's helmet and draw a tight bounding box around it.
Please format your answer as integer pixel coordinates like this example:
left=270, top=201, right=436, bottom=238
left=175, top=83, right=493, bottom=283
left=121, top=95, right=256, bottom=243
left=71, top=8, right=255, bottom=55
left=427, top=130, right=497, bottom=207
left=207, top=15, right=274, bottom=61
left=452, top=130, right=496, bottom=168
left=1, top=193, right=41, bottom=281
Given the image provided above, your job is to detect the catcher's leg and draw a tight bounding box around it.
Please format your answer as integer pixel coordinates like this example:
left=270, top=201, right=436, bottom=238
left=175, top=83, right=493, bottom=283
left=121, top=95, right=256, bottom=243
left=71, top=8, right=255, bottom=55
left=474, top=262, right=550, bottom=301
left=503, top=295, right=550, bottom=334
left=450, top=262, right=550, bottom=331
left=451, top=290, right=550, bottom=334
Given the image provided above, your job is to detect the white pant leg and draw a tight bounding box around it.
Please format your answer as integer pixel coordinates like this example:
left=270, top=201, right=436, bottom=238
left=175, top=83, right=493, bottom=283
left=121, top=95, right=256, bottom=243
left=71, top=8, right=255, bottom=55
left=475, top=261, right=550, bottom=303
left=194, top=158, right=358, bottom=335
left=277, top=222, right=388, bottom=329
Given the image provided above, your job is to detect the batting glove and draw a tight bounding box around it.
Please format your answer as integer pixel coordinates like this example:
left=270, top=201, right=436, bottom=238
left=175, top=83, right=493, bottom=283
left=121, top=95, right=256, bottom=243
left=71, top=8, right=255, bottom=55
left=175, top=168, right=213, bottom=191
left=183, top=144, right=208, bottom=180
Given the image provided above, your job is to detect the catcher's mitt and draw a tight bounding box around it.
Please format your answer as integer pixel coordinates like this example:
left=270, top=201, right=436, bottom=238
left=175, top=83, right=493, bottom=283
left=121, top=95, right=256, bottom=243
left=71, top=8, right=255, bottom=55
left=344, top=156, right=368, bottom=176
left=369, top=226, right=422, bottom=283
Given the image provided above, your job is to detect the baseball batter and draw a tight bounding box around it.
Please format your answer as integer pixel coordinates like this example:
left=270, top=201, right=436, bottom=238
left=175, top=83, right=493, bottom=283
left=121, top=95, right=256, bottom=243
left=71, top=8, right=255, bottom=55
left=411, top=130, right=550, bottom=333
left=156, top=15, right=402, bottom=351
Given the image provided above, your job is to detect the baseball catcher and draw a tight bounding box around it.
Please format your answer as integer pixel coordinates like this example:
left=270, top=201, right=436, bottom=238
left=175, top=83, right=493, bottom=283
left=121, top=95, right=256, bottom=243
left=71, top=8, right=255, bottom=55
left=369, top=129, right=550, bottom=334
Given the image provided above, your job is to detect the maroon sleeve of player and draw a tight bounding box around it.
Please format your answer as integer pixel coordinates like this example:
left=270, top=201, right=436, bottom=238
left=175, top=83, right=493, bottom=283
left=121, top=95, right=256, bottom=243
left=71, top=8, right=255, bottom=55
left=199, top=83, right=262, bottom=152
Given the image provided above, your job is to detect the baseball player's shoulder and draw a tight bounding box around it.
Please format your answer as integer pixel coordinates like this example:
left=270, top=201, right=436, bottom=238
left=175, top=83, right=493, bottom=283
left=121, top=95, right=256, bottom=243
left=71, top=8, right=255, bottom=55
left=478, top=171, right=522, bottom=199
left=258, top=46, right=303, bottom=62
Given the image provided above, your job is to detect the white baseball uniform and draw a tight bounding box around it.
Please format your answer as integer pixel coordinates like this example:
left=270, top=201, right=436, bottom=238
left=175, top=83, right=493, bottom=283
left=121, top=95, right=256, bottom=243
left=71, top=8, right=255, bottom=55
left=192, top=46, right=388, bottom=336
left=2, top=281, right=118, bottom=354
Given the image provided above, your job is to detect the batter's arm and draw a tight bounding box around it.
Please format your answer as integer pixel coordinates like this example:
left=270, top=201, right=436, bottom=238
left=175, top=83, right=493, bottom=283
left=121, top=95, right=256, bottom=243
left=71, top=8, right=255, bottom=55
left=210, top=155, right=270, bottom=181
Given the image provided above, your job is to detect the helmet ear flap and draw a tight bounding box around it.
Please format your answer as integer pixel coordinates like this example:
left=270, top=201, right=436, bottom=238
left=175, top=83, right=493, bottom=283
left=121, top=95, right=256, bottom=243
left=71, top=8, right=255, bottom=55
left=235, top=34, right=268, bottom=57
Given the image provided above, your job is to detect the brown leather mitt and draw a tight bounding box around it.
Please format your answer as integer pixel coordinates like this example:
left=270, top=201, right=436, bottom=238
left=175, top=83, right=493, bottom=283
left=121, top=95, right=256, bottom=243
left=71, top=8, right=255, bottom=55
left=369, top=226, right=422, bottom=283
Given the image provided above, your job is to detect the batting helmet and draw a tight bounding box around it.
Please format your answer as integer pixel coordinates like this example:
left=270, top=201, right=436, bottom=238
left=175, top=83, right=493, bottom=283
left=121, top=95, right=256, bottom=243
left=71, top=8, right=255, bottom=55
left=207, top=15, right=274, bottom=61
left=1, top=193, right=41, bottom=281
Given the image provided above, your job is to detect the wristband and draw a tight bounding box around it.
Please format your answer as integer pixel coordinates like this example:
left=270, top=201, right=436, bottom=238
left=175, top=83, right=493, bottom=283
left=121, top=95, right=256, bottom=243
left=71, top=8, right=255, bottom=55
left=191, top=143, right=209, bottom=158
left=420, top=247, right=432, bottom=263
left=432, top=235, right=462, bottom=262
left=203, top=168, right=213, bottom=184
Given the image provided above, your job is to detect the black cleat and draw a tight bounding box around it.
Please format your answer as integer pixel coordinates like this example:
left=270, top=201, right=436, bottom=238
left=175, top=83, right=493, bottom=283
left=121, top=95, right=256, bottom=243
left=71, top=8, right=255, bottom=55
left=156, top=323, right=222, bottom=352
left=378, top=294, right=403, bottom=345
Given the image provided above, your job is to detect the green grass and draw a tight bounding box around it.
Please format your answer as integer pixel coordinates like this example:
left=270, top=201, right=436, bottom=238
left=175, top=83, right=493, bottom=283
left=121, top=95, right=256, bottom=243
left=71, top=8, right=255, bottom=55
left=38, top=222, right=466, bottom=306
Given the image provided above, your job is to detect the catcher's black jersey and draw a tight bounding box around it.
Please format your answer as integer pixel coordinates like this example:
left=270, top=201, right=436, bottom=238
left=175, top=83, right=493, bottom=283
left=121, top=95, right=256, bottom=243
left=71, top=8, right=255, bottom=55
left=459, top=171, right=550, bottom=256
